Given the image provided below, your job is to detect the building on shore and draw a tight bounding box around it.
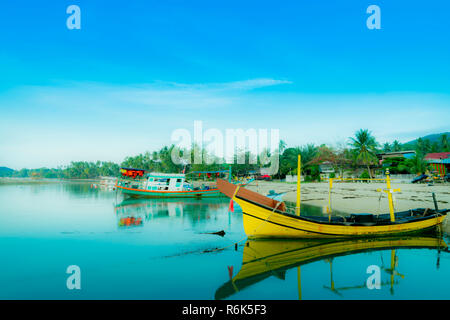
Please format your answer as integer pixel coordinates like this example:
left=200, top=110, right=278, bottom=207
left=318, top=161, right=335, bottom=180
left=377, top=150, right=416, bottom=163
left=424, top=152, right=450, bottom=175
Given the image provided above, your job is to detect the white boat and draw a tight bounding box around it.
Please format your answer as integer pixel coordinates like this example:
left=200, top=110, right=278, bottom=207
left=117, top=171, right=225, bottom=198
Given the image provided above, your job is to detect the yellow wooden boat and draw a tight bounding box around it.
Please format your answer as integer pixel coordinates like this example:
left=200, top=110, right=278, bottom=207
left=217, top=178, right=449, bottom=239
left=215, top=236, right=448, bottom=299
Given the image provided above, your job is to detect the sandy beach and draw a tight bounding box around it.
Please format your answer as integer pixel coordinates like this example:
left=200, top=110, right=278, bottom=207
left=247, top=180, right=450, bottom=232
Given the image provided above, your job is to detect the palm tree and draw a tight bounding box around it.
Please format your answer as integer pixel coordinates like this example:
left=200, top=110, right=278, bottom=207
left=300, top=144, right=319, bottom=164
left=382, top=142, right=391, bottom=153
left=441, top=134, right=448, bottom=152
left=278, top=139, right=287, bottom=155
left=407, top=153, right=428, bottom=175
left=415, top=137, right=432, bottom=155
left=349, top=129, right=379, bottom=178
left=279, top=144, right=318, bottom=176
left=391, top=140, right=402, bottom=152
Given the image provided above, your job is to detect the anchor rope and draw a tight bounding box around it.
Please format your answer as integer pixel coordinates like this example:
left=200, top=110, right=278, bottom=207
left=252, top=201, right=286, bottom=235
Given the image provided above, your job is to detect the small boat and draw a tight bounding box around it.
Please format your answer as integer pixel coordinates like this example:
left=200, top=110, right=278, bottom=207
left=215, top=236, right=448, bottom=299
left=217, top=178, right=449, bottom=238
left=411, top=174, right=428, bottom=184
left=117, top=171, right=225, bottom=198
left=266, top=190, right=285, bottom=202
left=116, top=167, right=251, bottom=199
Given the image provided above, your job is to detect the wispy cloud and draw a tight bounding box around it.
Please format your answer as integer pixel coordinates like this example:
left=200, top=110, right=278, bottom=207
left=125, top=78, right=293, bottom=93
left=209, top=78, right=292, bottom=90
left=0, top=78, right=292, bottom=112
left=0, top=80, right=449, bottom=169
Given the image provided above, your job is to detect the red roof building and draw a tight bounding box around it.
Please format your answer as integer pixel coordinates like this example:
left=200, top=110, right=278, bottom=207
left=424, top=152, right=450, bottom=175
left=424, top=152, right=450, bottom=160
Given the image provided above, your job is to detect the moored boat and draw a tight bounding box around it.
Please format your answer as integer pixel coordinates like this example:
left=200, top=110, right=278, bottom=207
left=217, top=178, right=449, bottom=238
left=117, top=171, right=225, bottom=198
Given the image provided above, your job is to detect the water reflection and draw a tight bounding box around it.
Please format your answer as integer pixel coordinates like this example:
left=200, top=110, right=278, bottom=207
left=2, top=182, right=449, bottom=299
left=215, top=236, right=448, bottom=300
left=114, top=198, right=231, bottom=228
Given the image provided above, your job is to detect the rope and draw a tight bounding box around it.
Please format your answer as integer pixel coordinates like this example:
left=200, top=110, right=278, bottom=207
left=204, top=236, right=248, bottom=253
left=251, top=201, right=285, bottom=235
left=393, top=194, right=397, bottom=213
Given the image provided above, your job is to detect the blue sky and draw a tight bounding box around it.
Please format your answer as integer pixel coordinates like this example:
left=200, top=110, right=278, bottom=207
left=0, top=1, right=449, bottom=168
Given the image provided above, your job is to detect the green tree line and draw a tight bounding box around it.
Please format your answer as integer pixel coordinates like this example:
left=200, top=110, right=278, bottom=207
left=1, top=132, right=448, bottom=180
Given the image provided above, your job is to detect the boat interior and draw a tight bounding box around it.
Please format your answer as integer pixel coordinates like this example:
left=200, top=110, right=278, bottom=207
left=296, top=208, right=450, bottom=226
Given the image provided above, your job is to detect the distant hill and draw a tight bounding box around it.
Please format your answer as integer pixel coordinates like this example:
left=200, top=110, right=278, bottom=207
left=0, top=167, right=15, bottom=177
left=404, top=132, right=449, bottom=145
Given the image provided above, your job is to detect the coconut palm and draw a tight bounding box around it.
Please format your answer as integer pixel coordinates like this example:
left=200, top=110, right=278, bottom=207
left=349, top=129, right=379, bottom=178
left=391, top=140, right=402, bottom=152
left=278, top=139, right=287, bottom=155
left=279, top=144, right=318, bottom=176
left=407, top=152, right=429, bottom=175
left=441, top=134, right=448, bottom=152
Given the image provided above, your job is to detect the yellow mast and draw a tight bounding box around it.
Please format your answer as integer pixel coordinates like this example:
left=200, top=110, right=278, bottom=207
left=390, top=249, right=396, bottom=293
left=377, top=169, right=401, bottom=222
left=296, top=156, right=301, bottom=302
left=296, top=154, right=301, bottom=216
left=297, top=266, right=301, bottom=300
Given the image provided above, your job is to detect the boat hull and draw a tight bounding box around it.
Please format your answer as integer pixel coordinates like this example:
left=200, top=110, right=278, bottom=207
left=117, top=185, right=226, bottom=198
left=237, top=196, right=446, bottom=238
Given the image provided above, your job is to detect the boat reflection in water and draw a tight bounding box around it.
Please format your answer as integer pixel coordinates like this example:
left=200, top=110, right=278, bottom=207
left=215, top=236, right=448, bottom=299
left=114, top=198, right=228, bottom=228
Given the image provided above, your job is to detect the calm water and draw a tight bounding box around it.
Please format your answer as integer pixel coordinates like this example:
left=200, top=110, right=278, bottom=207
left=0, top=182, right=449, bottom=300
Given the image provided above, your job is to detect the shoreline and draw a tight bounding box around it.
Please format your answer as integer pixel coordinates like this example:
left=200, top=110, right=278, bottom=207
left=0, top=177, right=100, bottom=184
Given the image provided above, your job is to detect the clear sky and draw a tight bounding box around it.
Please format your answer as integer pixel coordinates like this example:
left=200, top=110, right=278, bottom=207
left=0, top=1, right=449, bottom=169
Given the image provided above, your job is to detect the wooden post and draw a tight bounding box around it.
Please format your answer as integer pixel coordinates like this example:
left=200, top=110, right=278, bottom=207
left=432, top=192, right=439, bottom=212
left=327, top=178, right=333, bottom=221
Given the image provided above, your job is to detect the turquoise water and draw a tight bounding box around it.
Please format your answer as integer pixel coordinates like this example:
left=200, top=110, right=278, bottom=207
left=0, top=182, right=449, bottom=300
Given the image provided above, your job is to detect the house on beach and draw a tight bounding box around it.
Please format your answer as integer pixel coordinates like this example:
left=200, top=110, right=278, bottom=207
left=425, top=152, right=450, bottom=175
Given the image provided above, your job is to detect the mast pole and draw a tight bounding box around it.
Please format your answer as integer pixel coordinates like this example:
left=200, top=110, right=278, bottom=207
left=297, top=266, right=302, bottom=300
left=386, top=169, right=396, bottom=222
left=376, top=168, right=400, bottom=223
left=327, top=178, right=333, bottom=221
